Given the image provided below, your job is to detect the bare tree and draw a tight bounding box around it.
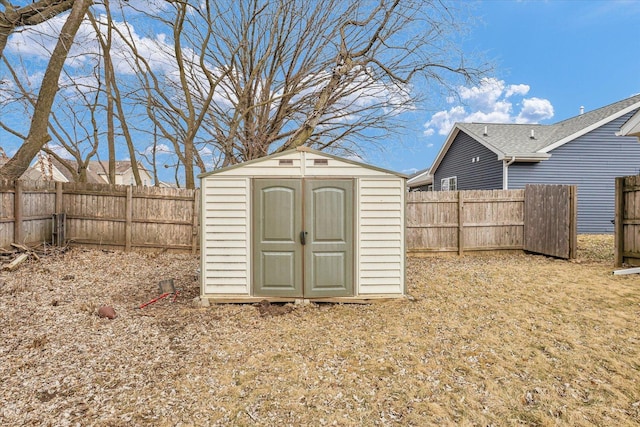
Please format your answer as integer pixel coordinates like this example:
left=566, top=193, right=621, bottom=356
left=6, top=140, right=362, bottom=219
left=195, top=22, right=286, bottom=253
left=133, top=0, right=485, bottom=186
left=0, top=0, right=92, bottom=180
left=88, top=5, right=144, bottom=185
left=0, top=0, right=485, bottom=186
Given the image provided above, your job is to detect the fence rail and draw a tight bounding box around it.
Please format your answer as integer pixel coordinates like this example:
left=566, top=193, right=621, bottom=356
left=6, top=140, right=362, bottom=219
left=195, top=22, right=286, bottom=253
left=0, top=180, right=573, bottom=256
left=0, top=180, right=199, bottom=253
left=406, top=189, right=525, bottom=254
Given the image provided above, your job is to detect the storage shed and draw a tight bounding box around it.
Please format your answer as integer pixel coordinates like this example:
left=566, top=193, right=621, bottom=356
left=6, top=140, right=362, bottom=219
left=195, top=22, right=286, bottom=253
left=199, top=147, right=407, bottom=303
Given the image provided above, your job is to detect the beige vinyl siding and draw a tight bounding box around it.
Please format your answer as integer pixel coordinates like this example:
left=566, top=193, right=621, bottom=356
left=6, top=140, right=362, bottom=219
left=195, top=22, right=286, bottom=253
left=357, top=178, right=405, bottom=294
left=201, top=177, right=251, bottom=295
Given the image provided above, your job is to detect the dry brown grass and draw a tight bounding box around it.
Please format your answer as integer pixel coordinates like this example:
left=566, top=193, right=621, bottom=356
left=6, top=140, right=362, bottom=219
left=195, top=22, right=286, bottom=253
left=1, top=235, right=639, bottom=426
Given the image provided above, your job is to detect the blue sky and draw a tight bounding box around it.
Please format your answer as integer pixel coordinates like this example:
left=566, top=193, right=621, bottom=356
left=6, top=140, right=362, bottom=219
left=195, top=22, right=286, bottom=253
left=1, top=0, right=639, bottom=183
left=371, top=0, right=640, bottom=176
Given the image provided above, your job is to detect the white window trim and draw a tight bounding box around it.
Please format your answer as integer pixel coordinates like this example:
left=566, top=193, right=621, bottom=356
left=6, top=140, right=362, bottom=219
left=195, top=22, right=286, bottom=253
left=440, top=176, right=457, bottom=191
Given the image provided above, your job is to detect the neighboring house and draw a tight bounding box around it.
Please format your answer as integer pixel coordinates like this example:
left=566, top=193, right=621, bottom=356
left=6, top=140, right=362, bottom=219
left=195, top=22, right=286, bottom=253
left=619, top=107, right=640, bottom=139
left=30, top=154, right=153, bottom=186
left=0, top=150, right=42, bottom=181
left=31, top=155, right=105, bottom=183
left=407, top=168, right=433, bottom=191
left=91, top=161, right=153, bottom=186
left=408, top=94, right=640, bottom=233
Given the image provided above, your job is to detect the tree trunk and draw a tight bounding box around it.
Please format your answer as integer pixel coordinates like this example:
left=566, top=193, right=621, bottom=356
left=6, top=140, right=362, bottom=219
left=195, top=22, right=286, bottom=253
left=0, top=0, right=92, bottom=180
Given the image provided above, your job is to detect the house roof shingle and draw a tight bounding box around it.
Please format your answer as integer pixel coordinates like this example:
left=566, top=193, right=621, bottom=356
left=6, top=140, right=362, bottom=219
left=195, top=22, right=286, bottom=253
left=50, top=158, right=105, bottom=183
left=415, top=94, right=640, bottom=184
left=456, top=93, right=640, bottom=158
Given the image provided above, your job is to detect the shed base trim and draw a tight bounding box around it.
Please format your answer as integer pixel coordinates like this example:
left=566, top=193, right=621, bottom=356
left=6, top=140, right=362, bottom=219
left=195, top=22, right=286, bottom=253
left=200, top=295, right=406, bottom=304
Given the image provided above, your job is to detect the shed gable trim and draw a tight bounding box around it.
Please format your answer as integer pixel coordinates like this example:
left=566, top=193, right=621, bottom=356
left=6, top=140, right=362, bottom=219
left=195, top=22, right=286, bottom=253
left=198, top=147, right=407, bottom=179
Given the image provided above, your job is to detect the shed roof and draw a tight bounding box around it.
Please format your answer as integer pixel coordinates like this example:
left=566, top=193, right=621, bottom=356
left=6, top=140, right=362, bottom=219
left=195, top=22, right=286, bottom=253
left=198, top=146, right=408, bottom=179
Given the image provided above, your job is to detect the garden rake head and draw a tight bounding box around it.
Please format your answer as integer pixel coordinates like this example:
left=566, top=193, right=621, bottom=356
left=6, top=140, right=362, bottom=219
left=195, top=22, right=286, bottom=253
left=136, top=279, right=180, bottom=309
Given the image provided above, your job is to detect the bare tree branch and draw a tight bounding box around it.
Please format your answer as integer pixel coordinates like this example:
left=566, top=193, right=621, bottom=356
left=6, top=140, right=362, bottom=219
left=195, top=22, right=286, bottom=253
left=0, top=0, right=92, bottom=180
left=0, top=0, right=77, bottom=59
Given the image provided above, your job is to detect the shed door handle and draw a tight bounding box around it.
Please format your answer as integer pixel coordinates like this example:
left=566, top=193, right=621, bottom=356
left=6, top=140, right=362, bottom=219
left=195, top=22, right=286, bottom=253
left=300, top=231, right=307, bottom=245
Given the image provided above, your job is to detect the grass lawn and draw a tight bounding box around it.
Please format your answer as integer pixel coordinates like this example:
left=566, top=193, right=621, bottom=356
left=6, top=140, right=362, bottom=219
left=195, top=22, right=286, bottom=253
left=0, top=235, right=638, bottom=426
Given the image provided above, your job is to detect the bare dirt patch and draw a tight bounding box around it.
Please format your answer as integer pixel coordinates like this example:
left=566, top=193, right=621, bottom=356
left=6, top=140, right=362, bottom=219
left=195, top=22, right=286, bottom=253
left=1, top=236, right=638, bottom=426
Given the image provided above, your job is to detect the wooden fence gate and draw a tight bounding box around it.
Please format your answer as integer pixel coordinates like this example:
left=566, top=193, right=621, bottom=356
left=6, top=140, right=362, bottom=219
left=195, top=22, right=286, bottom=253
left=614, top=175, right=640, bottom=266
left=524, top=184, right=577, bottom=259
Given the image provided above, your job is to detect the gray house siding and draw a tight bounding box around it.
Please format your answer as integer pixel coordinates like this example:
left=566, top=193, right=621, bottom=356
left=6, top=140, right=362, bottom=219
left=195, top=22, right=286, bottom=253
left=508, top=110, right=640, bottom=233
left=434, top=132, right=503, bottom=190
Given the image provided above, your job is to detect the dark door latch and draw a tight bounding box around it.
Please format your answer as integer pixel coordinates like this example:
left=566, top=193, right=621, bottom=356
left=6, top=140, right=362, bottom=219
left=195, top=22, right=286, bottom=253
left=300, top=231, right=307, bottom=245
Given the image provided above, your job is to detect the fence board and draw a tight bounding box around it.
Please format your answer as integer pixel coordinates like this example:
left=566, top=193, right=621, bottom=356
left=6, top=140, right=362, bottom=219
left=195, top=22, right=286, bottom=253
left=615, top=175, right=640, bottom=266
left=407, top=189, right=525, bottom=253
left=0, top=180, right=199, bottom=253
left=0, top=180, right=575, bottom=255
left=524, top=184, right=577, bottom=259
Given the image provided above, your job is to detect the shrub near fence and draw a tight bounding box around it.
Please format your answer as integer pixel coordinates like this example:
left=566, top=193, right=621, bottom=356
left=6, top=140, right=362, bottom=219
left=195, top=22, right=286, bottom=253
left=406, top=189, right=525, bottom=254
left=0, top=180, right=199, bottom=253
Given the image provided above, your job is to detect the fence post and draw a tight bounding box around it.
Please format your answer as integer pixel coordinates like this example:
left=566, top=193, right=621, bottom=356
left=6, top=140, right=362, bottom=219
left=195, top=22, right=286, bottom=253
left=13, top=180, right=23, bottom=244
left=192, top=188, right=200, bottom=254
left=125, top=185, right=132, bottom=252
left=569, top=185, right=578, bottom=260
left=614, top=177, right=624, bottom=267
left=55, top=181, right=63, bottom=213
left=458, top=191, right=464, bottom=256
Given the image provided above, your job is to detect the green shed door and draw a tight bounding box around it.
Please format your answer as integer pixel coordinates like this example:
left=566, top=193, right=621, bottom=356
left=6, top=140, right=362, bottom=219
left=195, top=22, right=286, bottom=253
left=253, top=179, right=303, bottom=297
left=304, top=180, right=353, bottom=297
left=252, top=179, right=353, bottom=298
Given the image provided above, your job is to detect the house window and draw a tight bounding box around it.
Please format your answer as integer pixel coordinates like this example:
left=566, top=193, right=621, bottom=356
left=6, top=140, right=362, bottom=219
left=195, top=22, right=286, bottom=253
left=440, top=176, right=457, bottom=191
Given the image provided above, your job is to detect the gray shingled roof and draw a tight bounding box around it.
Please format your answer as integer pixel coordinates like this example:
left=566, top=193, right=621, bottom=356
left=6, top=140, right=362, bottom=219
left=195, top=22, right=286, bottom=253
left=456, top=93, right=640, bottom=157
left=52, top=158, right=105, bottom=183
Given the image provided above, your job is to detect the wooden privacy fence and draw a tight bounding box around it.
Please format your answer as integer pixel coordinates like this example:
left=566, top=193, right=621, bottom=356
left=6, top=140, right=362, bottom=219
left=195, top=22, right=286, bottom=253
left=0, top=180, right=199, bottom=253
left=406, top=189, right=525, bottom=254
left=524, top=184, right=577, bottom=259
left=615, top=175, right=640, bottom=266
left=0, top=180, right=576, bottom=257
left=407, top=186, right=577, bottom=258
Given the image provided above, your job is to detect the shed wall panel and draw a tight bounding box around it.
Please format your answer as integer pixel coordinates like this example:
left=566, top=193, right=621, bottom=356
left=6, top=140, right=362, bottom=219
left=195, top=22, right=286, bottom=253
left=202, top=178, right=250, bottom=295
left=357, top=178, right=405, bottom=295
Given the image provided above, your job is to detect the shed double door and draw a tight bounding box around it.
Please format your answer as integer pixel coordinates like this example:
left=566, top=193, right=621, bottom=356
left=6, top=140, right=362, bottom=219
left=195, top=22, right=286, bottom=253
left=253, top=179, right=353, bottom=298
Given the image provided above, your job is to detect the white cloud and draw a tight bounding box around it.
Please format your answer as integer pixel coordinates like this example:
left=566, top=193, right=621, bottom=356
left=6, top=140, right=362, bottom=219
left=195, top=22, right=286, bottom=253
left=6, top=13, right=177, bottom=77
left=44, top=145, right=73, bottom=159
left=424, top=78, right=554, bottom=136
left=402, top=167, right=418, bottom=175
left=423, top=106, right=466, bottom=136
left=505, top=84, right=530, bottom=98
left=142, top=144, right=172, bottom=156
left=516, top=97, right=555, bottom=124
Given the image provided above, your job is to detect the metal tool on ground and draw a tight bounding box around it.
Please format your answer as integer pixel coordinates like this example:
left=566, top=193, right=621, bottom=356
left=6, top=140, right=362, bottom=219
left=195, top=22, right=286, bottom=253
left=137, top=279, right=181, bottom=309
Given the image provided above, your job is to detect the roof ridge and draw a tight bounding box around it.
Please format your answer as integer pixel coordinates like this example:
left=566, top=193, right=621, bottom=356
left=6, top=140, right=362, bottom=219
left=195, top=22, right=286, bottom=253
left=552, top=93, right=640, bottom=126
